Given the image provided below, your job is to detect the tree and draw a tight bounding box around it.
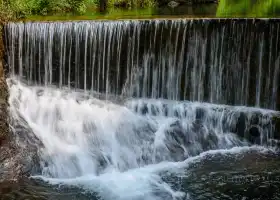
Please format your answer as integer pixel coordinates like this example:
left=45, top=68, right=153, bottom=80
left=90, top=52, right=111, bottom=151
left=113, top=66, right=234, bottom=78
left=99, top=0, right=107, bottom=12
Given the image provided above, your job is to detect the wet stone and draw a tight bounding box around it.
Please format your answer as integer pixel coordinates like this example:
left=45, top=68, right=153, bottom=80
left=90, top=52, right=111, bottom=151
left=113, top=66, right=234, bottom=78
left=195, top=107, right=205, bottom=121
left=150, top=104, right=160, bottom=116
left=249, top=126, right=261, bottom=138
left=246, top=125, right=262, bottom=145
left=250, top=112, right=261, bottom=125
left=273, top=116, right=280, bottom=140
left=140, top=103, right=149, bottom=115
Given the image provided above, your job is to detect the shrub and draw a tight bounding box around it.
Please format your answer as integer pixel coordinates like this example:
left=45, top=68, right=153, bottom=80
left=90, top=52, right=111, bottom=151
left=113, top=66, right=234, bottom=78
left=0, top=1, right=15, bottom=21
left=107, top=0, right=157, bottom=9
left=217, top=0, right=280, bottom=17
left=6, top=0, right=91, bottom=16
left=1, top=0, right=157, bottom=17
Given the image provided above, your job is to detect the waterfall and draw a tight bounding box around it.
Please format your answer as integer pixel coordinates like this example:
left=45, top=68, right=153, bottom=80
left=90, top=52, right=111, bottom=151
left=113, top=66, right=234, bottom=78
left=3, top=19, right=280, bottom=199
left=4, top=19, right=280, bottom=109
left=7, top=77, right=278, bottom=199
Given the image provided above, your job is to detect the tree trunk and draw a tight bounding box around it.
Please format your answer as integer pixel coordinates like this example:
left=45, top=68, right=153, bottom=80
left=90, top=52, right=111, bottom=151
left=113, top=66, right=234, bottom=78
left=99, top=0, right=107, bottom=12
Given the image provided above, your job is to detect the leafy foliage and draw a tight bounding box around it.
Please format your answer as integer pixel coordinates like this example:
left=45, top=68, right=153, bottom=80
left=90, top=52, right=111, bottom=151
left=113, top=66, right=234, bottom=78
left=107, top=0, right=156, bottom=8
left=0, top=1, right=15, bottom=21
left=1, top=0, right=156, bottom=17
left=4, top=0, right=93, bottom=16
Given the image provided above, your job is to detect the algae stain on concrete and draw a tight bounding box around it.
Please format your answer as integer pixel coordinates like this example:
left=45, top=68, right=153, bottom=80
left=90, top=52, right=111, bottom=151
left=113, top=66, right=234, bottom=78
left=0, top=25, right=9, bottom=144
left=0, top=23, right=17, bottom=182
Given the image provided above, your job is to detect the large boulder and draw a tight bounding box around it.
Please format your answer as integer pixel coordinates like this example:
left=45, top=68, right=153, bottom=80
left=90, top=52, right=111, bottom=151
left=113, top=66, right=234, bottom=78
left=0, top=41, right=41, bottom=181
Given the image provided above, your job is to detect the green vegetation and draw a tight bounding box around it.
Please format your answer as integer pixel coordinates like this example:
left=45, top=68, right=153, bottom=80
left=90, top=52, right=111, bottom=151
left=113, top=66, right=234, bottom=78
left=4, top=0, right=96, bottom=16
left=217, top=0, right=280, bottom=17
left=0, top=0, right=157, bottom=18
left=0, top=1, right=14, bottom=21
left=1, top=0, right=280, bottom=21
left=26, top=7, right=155, bottom=21
left=107, top=0, right=156, bottom=9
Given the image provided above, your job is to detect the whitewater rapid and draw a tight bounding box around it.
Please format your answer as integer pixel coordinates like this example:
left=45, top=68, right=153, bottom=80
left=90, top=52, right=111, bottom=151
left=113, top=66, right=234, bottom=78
left=7, top=77, right=278, bottom=200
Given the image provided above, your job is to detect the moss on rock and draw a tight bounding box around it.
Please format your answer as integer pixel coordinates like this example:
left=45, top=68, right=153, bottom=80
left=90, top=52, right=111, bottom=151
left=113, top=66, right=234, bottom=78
left=0, top=22, right=9, bottom=146
left=0, top=12, right=15, bottom=182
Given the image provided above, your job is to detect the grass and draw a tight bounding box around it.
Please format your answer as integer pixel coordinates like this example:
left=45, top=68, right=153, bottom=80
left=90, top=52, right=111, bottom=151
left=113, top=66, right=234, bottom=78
left=217, top=0, right=280, bottom=17
left=107, top=0, right=156, bottom=8
left=3, top=0, right=279, bottom=20
left=1, top=0, right=280, bottom=22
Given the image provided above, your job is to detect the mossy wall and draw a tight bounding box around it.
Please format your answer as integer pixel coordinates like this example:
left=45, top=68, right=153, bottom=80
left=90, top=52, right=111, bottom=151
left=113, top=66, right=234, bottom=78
left=0, top=22, right=10, bottom=146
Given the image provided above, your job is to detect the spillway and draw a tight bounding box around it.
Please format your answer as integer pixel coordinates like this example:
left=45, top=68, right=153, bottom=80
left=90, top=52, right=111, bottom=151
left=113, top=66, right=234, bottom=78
left=2, top=19, right=280, bottom=200
left=4, top=19, right=280, bottom=109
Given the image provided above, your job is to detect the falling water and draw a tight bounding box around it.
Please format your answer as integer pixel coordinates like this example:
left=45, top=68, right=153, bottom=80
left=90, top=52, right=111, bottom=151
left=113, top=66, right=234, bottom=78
left=7, top=77, right=279, bottom=200
left=4, top=19, right=280, bottom=109
left=3, top=19, right=280, bottom=199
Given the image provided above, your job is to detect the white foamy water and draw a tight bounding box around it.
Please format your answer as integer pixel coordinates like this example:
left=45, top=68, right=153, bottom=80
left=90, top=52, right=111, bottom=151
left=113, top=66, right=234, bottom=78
left=33, top=146, right=272, bottom=200
left=7, top=77, right=278, bottom=200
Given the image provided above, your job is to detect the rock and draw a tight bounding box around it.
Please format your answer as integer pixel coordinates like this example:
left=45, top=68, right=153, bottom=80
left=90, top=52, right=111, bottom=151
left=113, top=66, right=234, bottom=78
left=0, top=77, right=9, bottom=145
left=0, top=51, right=41, bottom=181
left=249, top=126, right=261, bottom=138
left=272, top=116, right=280, bottom=140
left=195, top=107, right=205, bottom=121
left=250, top=112, right=261, bottom=125
left=140, top=103, right=149, bottom=115
left=168, top=1, right=180, bottom=8
left=244, top=125, right=262, bottom=145
left=236, top=112, right=247, bottom=138
left=0, top=180, right=18, bottom=194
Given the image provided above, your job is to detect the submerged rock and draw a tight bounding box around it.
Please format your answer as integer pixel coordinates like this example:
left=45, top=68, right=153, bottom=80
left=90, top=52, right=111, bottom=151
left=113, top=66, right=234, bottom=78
left=168, top=1, right=180, bottom=8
